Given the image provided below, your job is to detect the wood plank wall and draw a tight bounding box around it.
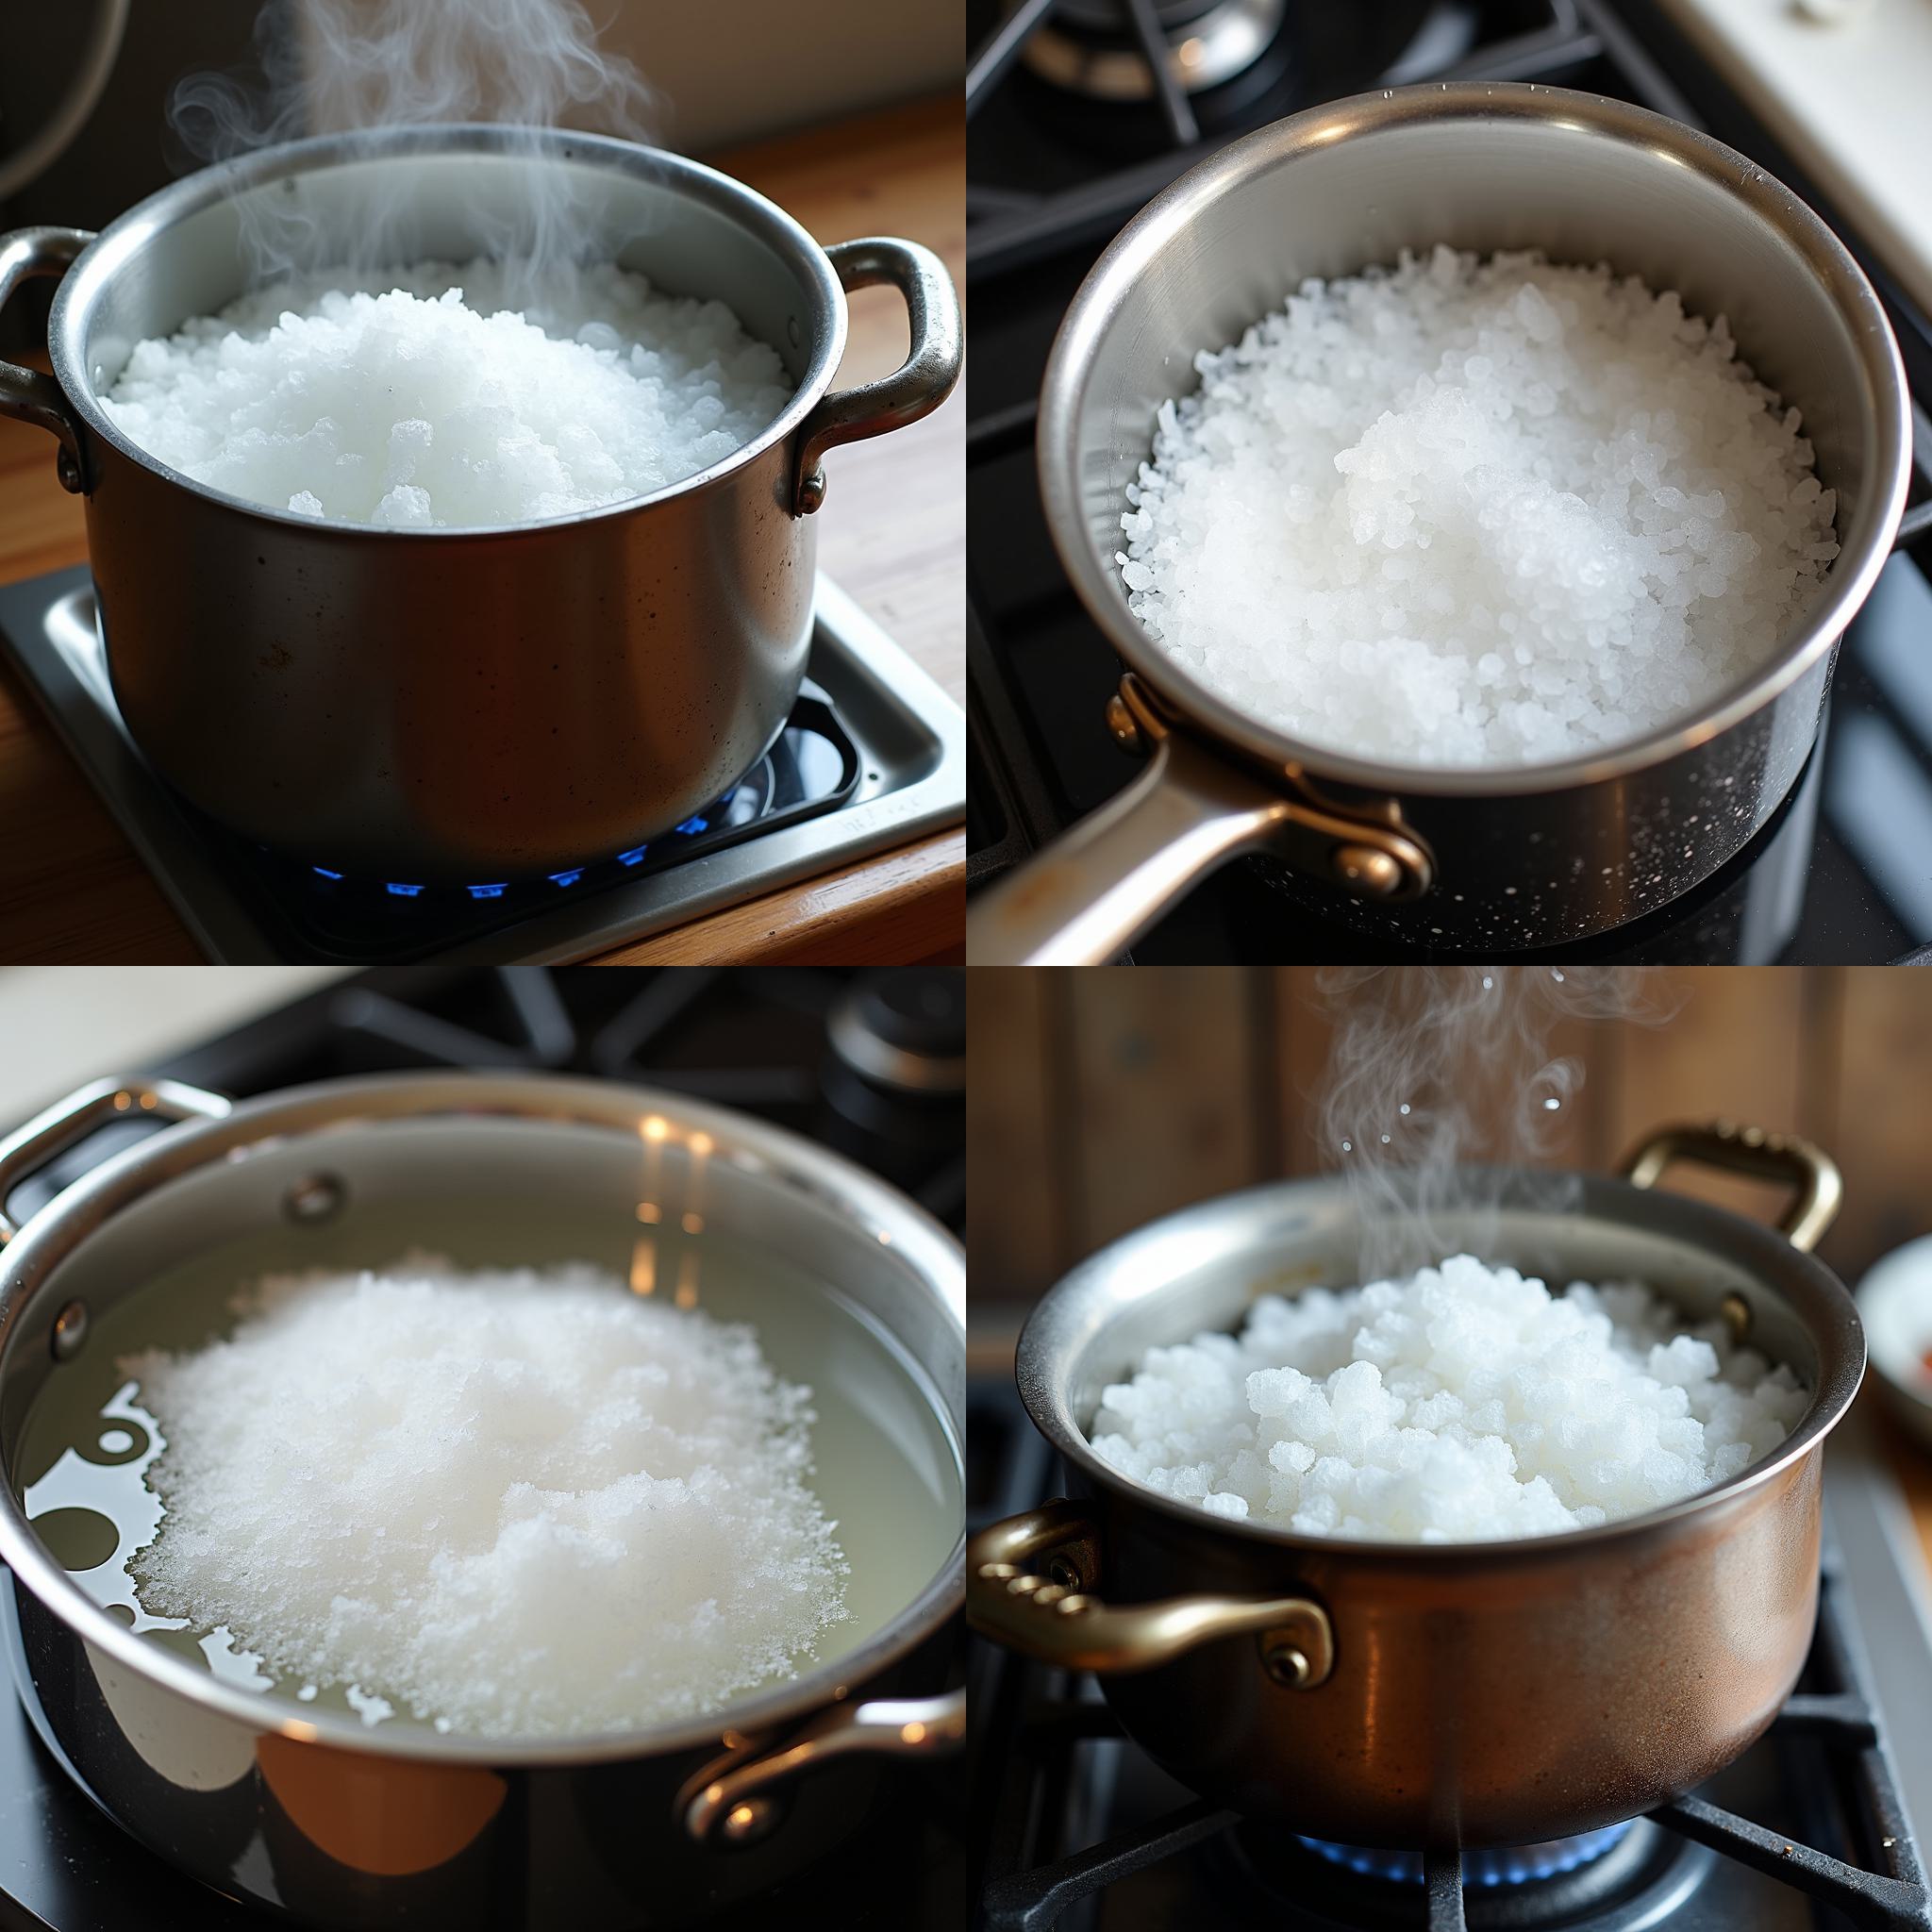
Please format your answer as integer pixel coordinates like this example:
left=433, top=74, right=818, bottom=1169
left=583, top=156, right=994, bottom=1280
left=967, top=968, right=1924, bottom=1307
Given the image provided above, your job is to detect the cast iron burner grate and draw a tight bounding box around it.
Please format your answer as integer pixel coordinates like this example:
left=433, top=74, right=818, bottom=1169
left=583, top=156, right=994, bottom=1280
left=966, top=1381, right=1932, bottom=1931
left=965, top=0, right=1932, bottom=962
left=0, top=569, right=965, bottom=965
left=0, top=967, right=965, bottom=1932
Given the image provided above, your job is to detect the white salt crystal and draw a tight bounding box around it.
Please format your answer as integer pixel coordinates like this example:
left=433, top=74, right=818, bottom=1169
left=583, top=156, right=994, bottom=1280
left=103, top=258, right=794, bottom=529
left=1088, top=1254, right=1807, bottom=1543
left=1120, top=249, right=1840, bottom=766
left=122, top=1259, right=848, bottom=1737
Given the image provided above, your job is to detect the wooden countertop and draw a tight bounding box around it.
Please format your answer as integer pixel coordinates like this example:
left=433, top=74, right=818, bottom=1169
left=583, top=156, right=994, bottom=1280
left=0, top=95, right=963, bottom=965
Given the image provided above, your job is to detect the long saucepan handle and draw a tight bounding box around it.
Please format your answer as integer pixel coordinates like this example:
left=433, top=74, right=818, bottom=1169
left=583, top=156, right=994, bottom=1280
left=0, top=1075, right=232, bottom=1244
left=966, top=1500, right=1334, bottom=1686
left=968, top=676, right=1434, bottom=964
left=792, top=236, right=961, bottom=514
left=0, top=225, right=96, bottom=492
left=1620, top=1119, right=1842, bottom=1253
left=679, top=1685, right=965, bottom=1843
left=966, top=730, right=1305, bottom=965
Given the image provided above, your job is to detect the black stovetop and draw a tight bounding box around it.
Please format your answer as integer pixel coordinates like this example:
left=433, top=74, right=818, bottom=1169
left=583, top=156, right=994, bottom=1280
left=966, top=0, right=1932, bottom=964
left=966, top=1374, right=1932, bottom=1932
left=0, top=967, right=965, bottom=1932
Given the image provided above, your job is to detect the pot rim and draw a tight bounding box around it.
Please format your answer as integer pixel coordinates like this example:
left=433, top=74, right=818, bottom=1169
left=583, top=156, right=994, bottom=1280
left=1015, top=1166, right=1866, bottom=1563
left=1036, top=80, right=1913, bottom=798
left=46, top=122, right=848, bottom=541
left=0, top=1069, right=964, bottom=1765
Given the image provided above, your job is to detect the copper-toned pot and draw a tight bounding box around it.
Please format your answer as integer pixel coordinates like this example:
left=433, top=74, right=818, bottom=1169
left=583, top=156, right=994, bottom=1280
left=968, top=1124, right=1863, bottom=1848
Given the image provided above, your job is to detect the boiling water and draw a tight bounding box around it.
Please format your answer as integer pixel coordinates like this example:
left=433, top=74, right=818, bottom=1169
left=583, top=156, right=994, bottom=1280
left=13, top=1192, right=960, bottom=1740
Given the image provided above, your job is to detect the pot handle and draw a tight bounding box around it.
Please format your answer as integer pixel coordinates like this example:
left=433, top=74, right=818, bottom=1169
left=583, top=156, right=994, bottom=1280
left=0, top=225, right=96, bottom=493
left=680, top=1686, right=965, bottom=1843
left=966, top=678, right=1433, bottom=963
left=967, top=1500, right=1334, bottom=1686
left=0, top=1075, right=233, bottom=1245
left=792, top=236, right=961, bottom=514
left=1620, top=1120, right=1842, bottom=1253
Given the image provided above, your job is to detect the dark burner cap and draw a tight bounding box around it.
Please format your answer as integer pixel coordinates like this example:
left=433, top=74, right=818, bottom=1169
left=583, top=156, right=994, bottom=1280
left=827, top=970, right=965, bottom=1097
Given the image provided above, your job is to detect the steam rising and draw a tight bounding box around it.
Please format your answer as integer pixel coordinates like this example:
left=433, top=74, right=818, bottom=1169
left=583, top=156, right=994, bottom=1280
left=1316, top=967, right=1663, bottom=1280
left=170, top=0, right=660, bottom=290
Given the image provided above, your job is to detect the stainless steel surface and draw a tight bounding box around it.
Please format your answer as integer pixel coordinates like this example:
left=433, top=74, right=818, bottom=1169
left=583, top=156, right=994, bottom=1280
left=1824, top=1405, right=1932, bottom=1851
left=0, top=1074, right=232, bottom=1242
left=0, top=124, right=960, bottom=882
left=976, top=1131, right=1866, bottom=1846
left=0, top=1071, right=965, bottom=1927
left=0, top=225, right=92, bottom=487
left=980, top=82, right=1911, bottom=960
left=0, top=565, right=966, bottom=964
left=793, top=236, right=960, bottom=514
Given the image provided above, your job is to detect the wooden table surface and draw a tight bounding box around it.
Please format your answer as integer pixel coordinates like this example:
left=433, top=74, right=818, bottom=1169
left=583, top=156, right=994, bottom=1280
left=0, top=95, right=964, bottom=965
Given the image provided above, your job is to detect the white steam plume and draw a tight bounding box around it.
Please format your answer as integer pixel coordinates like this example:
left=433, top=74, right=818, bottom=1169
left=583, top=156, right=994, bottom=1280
left=1315, top=966, right=1670, bottom=1281
left=170, top=0, right=660, bottom=290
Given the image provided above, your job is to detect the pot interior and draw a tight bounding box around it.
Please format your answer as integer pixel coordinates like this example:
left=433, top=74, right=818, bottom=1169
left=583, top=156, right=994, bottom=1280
left=1, top=1106, right=962, bottom=1748
left=1047, top=89, right=1903, bottom=761
left=1024, top=1171, right=1862, bottom=1508
left=55, top=129, right=838, bottom=443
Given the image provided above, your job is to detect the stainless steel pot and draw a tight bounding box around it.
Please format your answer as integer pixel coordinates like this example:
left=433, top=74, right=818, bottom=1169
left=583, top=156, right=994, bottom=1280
left=967, top=84, right=1910, bottom=962
left=0, top=1071, right=964, bottom=1929
left=0, top=124, right=961, bottom=882
left=968, top=1123, right=1863, bottom=1847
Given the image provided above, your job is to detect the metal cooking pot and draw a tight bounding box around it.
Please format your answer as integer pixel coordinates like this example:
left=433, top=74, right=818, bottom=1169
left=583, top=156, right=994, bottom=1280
left=967, top=84, right=1910, bottom=963
left=0, top=1071, right=964, bottom=1929
left=0, top=124, right=961, bottom=882
left=968, top=1122, right=1862, bottom=1848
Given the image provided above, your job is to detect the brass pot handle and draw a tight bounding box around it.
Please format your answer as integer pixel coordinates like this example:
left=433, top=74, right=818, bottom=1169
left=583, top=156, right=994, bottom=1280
left=680, top=1687, right=964, bottom=1844
left=0, top=1076, right=232, bottom=1244
left=967, top=1500, right=1334, bottom=1687
left=1620, top=1120, right=1842, bottom=1254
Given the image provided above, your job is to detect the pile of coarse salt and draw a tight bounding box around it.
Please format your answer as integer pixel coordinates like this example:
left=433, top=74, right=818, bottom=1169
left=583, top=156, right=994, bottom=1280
left=102, top=258, right=794, bottom=528
left=1119, top=246, right=1840, bottom=766
left=123, top=1259, right=848, bottom=1737
left=1089, top=1254, right=1806, bottom=1542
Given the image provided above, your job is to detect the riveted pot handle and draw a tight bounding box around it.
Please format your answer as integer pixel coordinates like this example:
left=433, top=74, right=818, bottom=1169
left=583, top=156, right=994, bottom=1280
left=0, top=1076, right=232, bottom=1244
left=680, top=1687, right=964, bottom=1843
left=1620, top=1120, right=1842, bottom=1253
left=0, top=226, right=95, bottom=493
left=966, top=676, right=1433, bottom=964
left=792, top=236, right=961, bottom=514
left=967, top=1500, right=1334, bottom=1686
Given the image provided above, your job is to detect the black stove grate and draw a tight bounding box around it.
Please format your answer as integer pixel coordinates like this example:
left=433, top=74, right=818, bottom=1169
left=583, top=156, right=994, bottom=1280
left=967, top=1375, right=1932, bottom=1931
left=965, top=0, right=1932, bottom=963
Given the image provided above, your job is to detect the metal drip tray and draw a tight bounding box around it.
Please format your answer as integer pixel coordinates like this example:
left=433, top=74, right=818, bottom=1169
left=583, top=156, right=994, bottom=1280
left=0, top=569, right=965, bottom=964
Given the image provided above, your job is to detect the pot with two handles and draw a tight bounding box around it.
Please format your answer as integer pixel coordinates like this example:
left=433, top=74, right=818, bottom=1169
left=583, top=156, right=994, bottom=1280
left=0, top=1070, right=965, bottom=1929
left=969, top=1122, right=1862, bottom=1848
left=0, top=124, right=961, bottom=883
left=967, top=83, right=1911, bottom=963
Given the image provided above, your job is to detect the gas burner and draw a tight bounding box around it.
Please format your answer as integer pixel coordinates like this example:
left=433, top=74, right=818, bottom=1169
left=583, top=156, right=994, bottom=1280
left=821, top=969, right=968, bottom=1219
left=0, top=569, right=965, bottom=964
left=1020, top=0, right=1288, bottom=102
left=1226, top=1819, right=1713, bottom=1929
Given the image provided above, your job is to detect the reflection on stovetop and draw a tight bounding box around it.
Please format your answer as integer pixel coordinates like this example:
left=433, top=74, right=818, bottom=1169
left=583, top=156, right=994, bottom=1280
left=0, top=968, right=966, bottom=1931
left=0, top=568, right=965, bottom=967
left=966, top=1379, right=1932, bottom=1931
left=966, top=0, right=1932, bottom=963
